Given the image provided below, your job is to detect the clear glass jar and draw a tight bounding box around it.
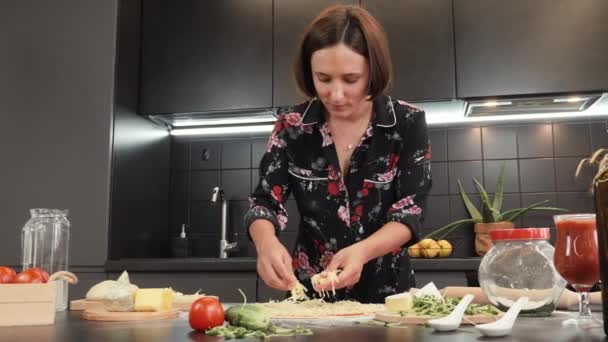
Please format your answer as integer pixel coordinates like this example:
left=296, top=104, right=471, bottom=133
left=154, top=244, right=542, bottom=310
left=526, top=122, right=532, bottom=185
left=478, top=228, right=567, bottom=316
left=21, top=209, right=70, bottom=311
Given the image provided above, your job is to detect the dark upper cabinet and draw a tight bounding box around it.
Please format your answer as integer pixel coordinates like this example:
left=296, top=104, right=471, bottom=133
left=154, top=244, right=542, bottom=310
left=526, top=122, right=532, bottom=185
left=362, top=0, right=455, bottom=101
left=273, top=0, right=357, bottom=107
left=454, top=0, right=608, bottom=98
left=140, top=0, right=273, bottom=114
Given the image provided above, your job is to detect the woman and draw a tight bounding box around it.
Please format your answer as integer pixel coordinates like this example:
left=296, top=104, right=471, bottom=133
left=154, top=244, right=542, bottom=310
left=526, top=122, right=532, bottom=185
left=244, top=4, right=432, bottom=303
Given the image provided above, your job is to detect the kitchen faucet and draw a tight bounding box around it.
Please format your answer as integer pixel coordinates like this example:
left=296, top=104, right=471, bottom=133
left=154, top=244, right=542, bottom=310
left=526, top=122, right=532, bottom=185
left=211, top=186, right=238, bottom=258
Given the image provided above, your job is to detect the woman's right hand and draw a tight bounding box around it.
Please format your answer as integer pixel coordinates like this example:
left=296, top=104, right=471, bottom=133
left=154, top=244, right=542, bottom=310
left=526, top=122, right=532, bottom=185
left=250, top=220, right=297, bottom=291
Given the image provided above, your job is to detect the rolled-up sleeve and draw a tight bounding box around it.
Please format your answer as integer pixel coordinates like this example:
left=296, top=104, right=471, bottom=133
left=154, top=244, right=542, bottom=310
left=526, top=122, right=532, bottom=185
left=386, top=110, right=432, bottom=247
left=244, top=118, right=292, bottom=238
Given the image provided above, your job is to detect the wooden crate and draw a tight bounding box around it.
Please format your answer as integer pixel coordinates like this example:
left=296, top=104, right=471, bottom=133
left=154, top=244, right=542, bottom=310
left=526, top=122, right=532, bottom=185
left=0, top=282, right=56, bottom=326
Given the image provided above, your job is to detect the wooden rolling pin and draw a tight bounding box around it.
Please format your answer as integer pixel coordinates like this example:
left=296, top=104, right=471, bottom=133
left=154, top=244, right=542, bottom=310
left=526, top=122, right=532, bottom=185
left=410, top=287, right=601, bottom=310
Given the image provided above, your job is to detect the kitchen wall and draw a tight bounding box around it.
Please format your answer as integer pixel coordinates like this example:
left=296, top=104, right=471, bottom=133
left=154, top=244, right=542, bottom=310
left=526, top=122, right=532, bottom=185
left=168, top=118, right=607, bottom=258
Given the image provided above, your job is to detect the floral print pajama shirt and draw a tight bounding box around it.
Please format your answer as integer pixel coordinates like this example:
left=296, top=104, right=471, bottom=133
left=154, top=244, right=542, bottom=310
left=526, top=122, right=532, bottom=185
left=244, top=94, right=432, bottom=303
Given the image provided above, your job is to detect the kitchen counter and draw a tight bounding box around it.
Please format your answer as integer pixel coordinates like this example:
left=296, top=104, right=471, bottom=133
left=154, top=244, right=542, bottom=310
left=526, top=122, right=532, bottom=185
left=105, top=257, right=482, bottom=272
left=1, top=311, right=604, bottom=342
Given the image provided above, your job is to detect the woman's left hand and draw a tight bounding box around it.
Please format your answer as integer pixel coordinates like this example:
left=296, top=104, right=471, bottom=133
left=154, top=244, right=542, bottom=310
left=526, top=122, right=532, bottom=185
left=319, top=243, right=370, bottom=290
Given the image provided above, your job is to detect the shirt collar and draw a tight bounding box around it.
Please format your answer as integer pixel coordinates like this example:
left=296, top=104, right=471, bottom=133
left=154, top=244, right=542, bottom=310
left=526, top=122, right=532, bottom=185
left=300, top=94, right=397, bottom=128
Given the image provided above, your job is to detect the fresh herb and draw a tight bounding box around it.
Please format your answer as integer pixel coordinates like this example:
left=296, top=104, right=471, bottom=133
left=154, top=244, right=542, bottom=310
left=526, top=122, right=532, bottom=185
left=206, top=324, right=312, bottom=340
left=403, top=295, right=500, bottom=317
left=207, top=303, right=312, bottom=339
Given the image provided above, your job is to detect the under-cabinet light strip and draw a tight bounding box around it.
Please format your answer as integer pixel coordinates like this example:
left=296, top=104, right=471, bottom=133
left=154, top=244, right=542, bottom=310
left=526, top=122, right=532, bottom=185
left=170, top=124, right=274, bottom=136
left=171, top=116, right=276, bottom=127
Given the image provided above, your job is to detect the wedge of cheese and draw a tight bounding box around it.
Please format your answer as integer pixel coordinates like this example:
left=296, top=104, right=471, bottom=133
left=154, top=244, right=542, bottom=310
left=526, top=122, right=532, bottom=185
left=134, top=288, right=174, bottom=312
left=385, top=292, right=414, bottom=313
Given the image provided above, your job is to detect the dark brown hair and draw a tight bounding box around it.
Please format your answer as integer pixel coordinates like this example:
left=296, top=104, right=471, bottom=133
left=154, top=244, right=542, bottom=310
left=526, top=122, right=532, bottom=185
left=294, top=4, right=392, bottom=99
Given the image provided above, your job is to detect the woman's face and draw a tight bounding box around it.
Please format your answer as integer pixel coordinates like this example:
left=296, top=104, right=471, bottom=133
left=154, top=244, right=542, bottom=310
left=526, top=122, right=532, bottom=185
left=310, top=43, right=370, bottom=120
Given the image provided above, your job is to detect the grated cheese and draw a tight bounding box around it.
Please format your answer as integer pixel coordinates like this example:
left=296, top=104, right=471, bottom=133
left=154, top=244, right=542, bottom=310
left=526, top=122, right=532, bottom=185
left=287, top=282, right=310, bottom=301
left=258, top=299, right=385, bottom=318
left=311, top=270, right=340, bottom=298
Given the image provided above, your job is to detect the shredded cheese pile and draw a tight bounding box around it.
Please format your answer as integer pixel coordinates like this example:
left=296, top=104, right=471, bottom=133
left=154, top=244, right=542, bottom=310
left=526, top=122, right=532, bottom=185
left=258, top=299, right=385, bottom=318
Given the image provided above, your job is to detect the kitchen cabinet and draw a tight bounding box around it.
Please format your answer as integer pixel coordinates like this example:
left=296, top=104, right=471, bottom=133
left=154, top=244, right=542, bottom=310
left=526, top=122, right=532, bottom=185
left=362, top=0, right=456, bottom=101
left=109, top=272, right=257, bottom=302
left=454, top=0, right=608, bottom=98
left=273, top=0, right=357, bottom=107
left=0, top=0, right=117, bottom=266
left=140, top=0, right=273, bottom=114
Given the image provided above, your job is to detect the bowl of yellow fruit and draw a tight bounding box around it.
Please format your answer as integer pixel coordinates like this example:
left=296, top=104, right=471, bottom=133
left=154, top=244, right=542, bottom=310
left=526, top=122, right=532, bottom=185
left=408, top=239, right=453, bottom=258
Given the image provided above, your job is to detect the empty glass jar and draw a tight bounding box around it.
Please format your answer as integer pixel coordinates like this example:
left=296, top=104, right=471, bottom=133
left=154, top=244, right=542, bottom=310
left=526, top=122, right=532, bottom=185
left=478, top=228, right=567, bottom=316
left=21, top=209, right=70, bottom=311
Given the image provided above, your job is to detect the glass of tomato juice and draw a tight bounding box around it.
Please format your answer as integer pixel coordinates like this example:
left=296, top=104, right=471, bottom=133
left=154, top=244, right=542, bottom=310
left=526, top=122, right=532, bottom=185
left=553, top=213, right=601, bottom=327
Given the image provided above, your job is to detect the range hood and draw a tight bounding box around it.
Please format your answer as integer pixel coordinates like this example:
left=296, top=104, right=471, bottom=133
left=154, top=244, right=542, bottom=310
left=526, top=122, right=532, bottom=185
left=150, top=92, right=608, bottom=135
left=417, top=92, right=608, bottom=126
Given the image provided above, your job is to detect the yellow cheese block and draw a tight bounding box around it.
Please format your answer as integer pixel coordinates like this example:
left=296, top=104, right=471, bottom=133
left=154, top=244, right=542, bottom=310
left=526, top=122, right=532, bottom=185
left=385, top=292, right=414, bottom=313
left=133, top=288, right=173, bottom=312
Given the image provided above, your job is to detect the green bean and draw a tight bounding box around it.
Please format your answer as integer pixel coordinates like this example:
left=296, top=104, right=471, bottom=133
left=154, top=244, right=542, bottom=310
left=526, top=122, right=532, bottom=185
left=400, top=295, right=500, bottom=318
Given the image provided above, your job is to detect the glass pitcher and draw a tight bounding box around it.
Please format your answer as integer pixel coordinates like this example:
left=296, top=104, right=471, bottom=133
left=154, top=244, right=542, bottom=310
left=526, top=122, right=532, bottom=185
left=21, top=208, right=70, bottom=311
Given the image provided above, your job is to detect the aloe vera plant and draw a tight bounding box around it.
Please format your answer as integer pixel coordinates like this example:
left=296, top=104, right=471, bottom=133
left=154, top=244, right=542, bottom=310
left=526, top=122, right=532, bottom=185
left=426, top=162, right=567, bottom=239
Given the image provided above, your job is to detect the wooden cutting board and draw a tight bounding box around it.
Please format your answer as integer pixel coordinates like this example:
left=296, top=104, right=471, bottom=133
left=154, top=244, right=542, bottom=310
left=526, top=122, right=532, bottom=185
left=72, top=295, right=217, bottom=311
left=70, top=299, right=104, bottom=311
left=82, top=309, right=179, bottom=322
left=375, top=311, right=503, bottom=325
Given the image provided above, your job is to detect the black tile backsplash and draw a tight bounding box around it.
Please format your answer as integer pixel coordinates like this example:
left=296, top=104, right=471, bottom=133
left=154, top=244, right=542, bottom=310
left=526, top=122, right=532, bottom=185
left=167, top=120, right=602, bottom=258
left=517, top=124, right=554, bottom=158
left=555, top=157, right=594, bottom=192
left=221, top=169, right=252, bottom=200
left=429, top=162, right=448, bottom=195
left=591, top=121, right=608, bottom=152
left=429, top=129, right=447, bottom=162
left=557, top=192, right=594, bottom=214
left=222, top=140, right=251, bottom=169
left=171, top=139, right=190, bottom=170
left=520, top=192, right=558, bottom=228
left=482, top=126, right=517, bottom=159
left=170, top=171, right=189, bottom=202
left=447, top=127, right=482, bottom=161
left=191, top=170, right=221, bottom=201
left=191, top=140, right=221, bottom=170
left=449, top=194, right=481, bottom=233
left=553, top=122, right=591, bottom=157
left=448, top=160, right=483, bottom=194
left=483, top=159, right=519, bottom=193
left=519, top=158, right=556, bottom=193
left=423, top=196, right=451, bottom=229
left=169, top=200, right=189, bottom=234
left=501, top=193, right=523, bottom=227
left=191, top=234, right=221, bottom=258
left=190, top=200, right=221, bottom=235
left=251, top=138, right=267, bottom=169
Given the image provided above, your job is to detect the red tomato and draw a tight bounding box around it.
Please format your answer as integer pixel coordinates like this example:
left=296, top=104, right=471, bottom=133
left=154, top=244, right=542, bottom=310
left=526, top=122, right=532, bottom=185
left=29, top=267, right=50, bottom=282
left=189, top=297, right=225, bottom=331
left=0, top=266, right=17, bottom=284
left=15, top=268, right=48, bottom=284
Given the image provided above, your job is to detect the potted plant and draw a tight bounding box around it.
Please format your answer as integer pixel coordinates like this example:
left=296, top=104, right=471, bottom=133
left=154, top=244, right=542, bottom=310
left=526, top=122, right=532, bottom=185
left=426, top=162, right=567, bottom=256
left=575, top=148, right=608, bottom=189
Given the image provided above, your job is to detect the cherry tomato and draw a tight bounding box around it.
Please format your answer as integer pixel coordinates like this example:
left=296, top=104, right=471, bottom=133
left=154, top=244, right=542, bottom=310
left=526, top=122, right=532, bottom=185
left=0, top=266, right=17, bottom=284
left=15, top=268, right=48, bottom=284
left=189, top=297, right=225, bottom=331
